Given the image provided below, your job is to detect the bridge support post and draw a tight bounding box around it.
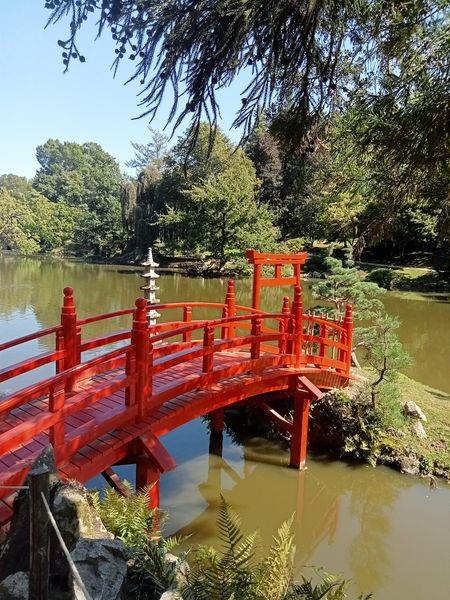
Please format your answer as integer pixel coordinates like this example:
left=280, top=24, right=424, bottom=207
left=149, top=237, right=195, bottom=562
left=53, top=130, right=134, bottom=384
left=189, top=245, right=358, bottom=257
left=290, top=388, right=310, bottom=470
left=136, top=457, right=160, bottom=510
left=210, top=408, right=224, bottom=434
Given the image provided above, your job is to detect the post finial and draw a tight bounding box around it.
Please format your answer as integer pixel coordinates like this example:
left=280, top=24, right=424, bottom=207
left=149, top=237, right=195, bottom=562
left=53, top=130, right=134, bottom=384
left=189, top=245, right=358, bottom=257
left=135, top=297, right=148, bottom=310
left=344, top=303, right=353, bottom=321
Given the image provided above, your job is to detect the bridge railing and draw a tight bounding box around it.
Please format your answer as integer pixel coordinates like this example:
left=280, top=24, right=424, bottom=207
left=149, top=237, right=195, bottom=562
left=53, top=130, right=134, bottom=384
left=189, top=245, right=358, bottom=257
left=0, top=283, right=353, bottom=392
left=0, top=285, right=352, bottom=494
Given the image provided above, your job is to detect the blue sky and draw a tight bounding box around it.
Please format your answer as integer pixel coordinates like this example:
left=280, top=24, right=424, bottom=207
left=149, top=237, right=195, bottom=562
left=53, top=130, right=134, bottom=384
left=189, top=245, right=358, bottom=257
left=0, top=2, right=246, bottom=178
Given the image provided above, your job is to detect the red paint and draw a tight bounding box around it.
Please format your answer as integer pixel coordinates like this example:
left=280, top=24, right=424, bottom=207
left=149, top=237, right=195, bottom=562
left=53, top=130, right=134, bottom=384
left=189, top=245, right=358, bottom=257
left=0, top=259, right=353, bottom=522
left=246, top=250, right=307, bottom=309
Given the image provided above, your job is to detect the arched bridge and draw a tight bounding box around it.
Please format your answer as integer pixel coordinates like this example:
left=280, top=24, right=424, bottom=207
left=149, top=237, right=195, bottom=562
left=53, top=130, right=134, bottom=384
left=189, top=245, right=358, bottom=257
left=0, top=252, right=353, bottom=524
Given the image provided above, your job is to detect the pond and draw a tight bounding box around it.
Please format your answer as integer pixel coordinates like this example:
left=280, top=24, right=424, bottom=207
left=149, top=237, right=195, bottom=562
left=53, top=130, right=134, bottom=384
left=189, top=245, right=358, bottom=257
left=1, top=254, right=449, bottom=599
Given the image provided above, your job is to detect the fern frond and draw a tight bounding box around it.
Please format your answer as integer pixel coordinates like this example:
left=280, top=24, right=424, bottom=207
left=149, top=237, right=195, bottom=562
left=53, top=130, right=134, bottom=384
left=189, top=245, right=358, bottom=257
left=217, top=495, right=244, bottom=553
left=257, top=515, right=295, bottom=600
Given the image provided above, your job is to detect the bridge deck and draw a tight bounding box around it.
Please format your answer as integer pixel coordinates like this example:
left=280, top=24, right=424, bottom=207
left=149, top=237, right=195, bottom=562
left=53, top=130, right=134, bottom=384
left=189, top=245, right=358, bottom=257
left=0, top=350, right=344, bottom=524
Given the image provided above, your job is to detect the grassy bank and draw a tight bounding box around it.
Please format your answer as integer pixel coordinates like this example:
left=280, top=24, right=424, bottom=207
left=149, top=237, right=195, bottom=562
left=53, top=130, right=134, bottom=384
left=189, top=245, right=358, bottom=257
left=394, top=374, right=450, bottom=477
left=310, top=371, right=450, bottom=480
left=360, top=263, right=450, bottom=292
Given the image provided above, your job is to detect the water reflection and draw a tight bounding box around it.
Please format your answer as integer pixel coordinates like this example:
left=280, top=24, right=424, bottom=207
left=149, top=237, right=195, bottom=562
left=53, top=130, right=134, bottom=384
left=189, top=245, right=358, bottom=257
left=1, top=255, right=449, bottom=599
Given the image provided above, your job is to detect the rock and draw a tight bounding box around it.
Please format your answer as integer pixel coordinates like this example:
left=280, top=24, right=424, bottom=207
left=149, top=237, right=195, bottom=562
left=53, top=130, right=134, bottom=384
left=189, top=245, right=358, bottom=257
left=399, top=455, right=421, bottom=475
left=0, top=572, right=29, bottom=599
left=70, top=538, right=128, bottom=600
left=164, top=552, right=190, bottom=586
left=52, top=482, right=113, bottom=551
left=160, top=591, right=183, bottom=600
left=0, top=446, right=59, bottom=580
left=404, top=401, right=427, bottom=422
left=311, top=271, right=322, bottom=279
left=412, top=421, right=427, bottom=439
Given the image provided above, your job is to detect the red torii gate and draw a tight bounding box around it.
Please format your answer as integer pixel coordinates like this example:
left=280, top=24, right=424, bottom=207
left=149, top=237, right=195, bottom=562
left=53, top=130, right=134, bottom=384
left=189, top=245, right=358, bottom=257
left=246, top=250, right=308, bottom=310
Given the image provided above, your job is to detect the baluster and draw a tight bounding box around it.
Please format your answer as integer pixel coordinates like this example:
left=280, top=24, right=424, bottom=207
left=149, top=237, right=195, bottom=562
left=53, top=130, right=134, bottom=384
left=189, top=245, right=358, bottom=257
left=319, top=323, right=327, bottom=358
left=49, top=381, right=65, bottom=456
left=279, top=296, right=290, bottom=354
left=251, top=316, right=262, bottom=360
left=202, top=324, right=214, bottom=373
left=182, top=305, right=192, bottom=342
left=225, top=280, right=236, bottom=338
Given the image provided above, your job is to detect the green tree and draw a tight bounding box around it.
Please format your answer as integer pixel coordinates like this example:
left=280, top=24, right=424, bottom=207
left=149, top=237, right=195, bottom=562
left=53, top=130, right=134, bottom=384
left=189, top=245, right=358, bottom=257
left=33, top=139, right=125, bottom=256
left=126, top=126, right=169, bottom=174
left=0, top=177, right=80, bottom=254
left=186, top=149, right=277, bottom=268
left=0, top=189, right=40, bottom=254
left=246, top=120, right=282, bottom=208
left=312, top=257, right=384, bottom=319
left=358, top=314, right=412, bottom=407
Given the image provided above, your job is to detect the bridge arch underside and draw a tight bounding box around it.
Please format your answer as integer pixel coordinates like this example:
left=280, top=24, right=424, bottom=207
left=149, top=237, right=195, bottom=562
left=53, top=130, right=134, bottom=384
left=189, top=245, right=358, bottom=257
left=149, top=367, right=342, bottom=438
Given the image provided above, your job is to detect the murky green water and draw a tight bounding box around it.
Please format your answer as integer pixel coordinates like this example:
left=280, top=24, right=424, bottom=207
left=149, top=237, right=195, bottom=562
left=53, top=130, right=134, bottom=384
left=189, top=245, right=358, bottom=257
left=1, top=254, right=449, bottom=599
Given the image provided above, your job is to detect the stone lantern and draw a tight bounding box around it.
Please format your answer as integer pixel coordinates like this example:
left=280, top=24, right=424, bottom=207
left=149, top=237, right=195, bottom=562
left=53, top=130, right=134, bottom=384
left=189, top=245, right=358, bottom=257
left=140, top=247, right=160, bottom=326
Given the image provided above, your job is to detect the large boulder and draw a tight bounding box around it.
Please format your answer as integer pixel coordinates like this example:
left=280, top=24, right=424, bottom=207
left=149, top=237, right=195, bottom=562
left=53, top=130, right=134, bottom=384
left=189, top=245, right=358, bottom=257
left=50, top=481, right=114, bottom=585
left=399, top=455, right=421, bottom=475
left=52, top=482, right=113, bottom=551
left=70, top=538, right=128, bottom=600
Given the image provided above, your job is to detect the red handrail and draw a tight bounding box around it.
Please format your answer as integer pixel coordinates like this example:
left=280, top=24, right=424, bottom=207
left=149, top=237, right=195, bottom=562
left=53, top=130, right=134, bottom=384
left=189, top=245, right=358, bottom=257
left=0, top=325, right=61, bottom=352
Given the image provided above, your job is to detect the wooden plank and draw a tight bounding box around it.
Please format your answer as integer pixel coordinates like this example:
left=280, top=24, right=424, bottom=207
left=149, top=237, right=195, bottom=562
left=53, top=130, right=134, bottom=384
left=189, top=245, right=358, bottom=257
left=102, top=468, right=131, bottom=497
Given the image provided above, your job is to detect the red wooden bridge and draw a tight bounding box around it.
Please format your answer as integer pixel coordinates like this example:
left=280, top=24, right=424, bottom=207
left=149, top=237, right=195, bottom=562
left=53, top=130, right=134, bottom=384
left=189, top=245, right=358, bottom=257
left=0, top=252, right=353, bottom=525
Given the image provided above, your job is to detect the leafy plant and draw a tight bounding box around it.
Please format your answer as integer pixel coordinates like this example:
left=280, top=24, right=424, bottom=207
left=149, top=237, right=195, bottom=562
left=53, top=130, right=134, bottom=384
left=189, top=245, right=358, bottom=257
left=91, top=482, right=161, bottom=552
left=312, top=257, right=384, bottom=319
left=357, top=314, right=412, bottom=408
left=182, top=497, right=368, bottom=600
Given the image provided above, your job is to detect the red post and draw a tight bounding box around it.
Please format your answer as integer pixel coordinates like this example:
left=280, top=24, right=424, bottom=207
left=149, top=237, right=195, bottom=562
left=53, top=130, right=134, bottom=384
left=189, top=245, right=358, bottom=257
left=319, top=323, right=327, bottom=358
left=131, top=298, right=151, bottom=419
left=344, top=304, right=353, bottom=375
left=182, top=306, right=192, bottom=342
left=250, top=316, right=262, bottom=359
left=225, top=280, right=236, bottom=338
left=221, top=306, right=229, bottom=339
left=58, top=287, right=80, bottom=374
left=202, top=324, right=214, bottom=373
left=252, top=264, right=262, bottom=310
left=125, top=348, right=136, bottom=407
left=49, top=381, right=65, bottom=457
left=290, top=383, right=310, bottom=470
left=210, top=408, right=224, bottom=433
left=291, top=286, right=303, bottom=366
left=136, top=458, right=160, bottom=511
left=279, top=296, right=290, bottom=354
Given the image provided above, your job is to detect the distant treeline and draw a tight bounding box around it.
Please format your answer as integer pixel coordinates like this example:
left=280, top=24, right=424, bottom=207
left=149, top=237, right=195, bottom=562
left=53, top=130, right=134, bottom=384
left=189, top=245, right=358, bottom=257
left=1, top=114, right=448, bottom=273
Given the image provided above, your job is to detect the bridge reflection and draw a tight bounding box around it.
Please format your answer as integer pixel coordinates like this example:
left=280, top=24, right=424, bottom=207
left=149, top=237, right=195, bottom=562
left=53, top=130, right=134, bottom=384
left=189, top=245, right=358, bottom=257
left=173, top=430, right=340, bottom=567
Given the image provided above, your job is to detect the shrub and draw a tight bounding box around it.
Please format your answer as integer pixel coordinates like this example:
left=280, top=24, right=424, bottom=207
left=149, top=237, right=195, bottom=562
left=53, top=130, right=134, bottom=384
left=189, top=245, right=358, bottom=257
left=365, top=268, right=400, bottom=290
